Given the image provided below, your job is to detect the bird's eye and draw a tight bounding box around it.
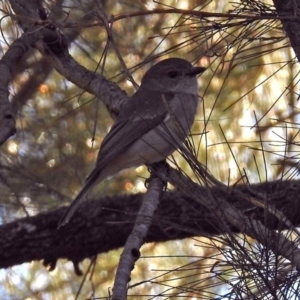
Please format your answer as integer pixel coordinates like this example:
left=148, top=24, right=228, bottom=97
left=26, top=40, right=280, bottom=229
left=167, top=71, right=178, bottom=78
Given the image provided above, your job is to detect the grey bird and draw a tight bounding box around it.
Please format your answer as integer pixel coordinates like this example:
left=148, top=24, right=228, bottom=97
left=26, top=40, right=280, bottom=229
left=58, top=57, right=206, bottom=227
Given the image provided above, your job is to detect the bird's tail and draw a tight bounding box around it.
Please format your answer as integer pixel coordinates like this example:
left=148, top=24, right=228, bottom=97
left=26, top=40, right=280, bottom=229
left=57, top=169, right=101, bottom=228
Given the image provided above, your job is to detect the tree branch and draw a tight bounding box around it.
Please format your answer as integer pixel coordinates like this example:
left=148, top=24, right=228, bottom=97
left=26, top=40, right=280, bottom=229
left=272, top=0, right=300, bottom=63
left=0, top=178, right=299, bottom=270
left=112, top=172, right=164, bottom=299
left=8, top=0, right=128, bottom=120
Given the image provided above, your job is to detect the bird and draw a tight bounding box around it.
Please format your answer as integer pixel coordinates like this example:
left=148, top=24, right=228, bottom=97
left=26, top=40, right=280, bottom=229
left=58, top=57, right=206, bottom=227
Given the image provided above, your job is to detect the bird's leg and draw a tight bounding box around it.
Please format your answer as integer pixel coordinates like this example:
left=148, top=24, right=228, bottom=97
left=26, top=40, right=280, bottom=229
left=145, top=160, right=169, bottom=191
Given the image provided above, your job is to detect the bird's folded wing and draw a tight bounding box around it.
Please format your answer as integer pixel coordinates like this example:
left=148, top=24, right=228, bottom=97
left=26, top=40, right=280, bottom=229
left=89, top=91, right=175, bottom=174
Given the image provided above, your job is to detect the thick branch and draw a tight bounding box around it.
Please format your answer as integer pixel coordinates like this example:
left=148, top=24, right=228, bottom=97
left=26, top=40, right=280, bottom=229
left=0, top=179, right=299, bottom=270
left=272, top=0, right=300, bottom=63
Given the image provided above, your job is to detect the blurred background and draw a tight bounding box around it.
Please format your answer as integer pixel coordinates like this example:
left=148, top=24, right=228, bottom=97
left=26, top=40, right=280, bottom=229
left=0, top=0, right=298, bottom=299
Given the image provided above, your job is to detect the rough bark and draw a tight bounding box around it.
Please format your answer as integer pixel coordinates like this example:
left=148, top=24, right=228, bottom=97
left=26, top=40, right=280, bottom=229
left=0, top=179, right=299, bottom=270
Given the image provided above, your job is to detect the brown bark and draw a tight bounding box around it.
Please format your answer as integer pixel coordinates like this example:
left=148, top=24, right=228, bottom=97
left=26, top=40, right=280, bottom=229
left=0, top=179, right=299, bottom=270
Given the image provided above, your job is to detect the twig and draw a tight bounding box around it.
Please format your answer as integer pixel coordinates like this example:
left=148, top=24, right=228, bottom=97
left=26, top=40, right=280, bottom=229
left=96, top=0, right=139, bottom=90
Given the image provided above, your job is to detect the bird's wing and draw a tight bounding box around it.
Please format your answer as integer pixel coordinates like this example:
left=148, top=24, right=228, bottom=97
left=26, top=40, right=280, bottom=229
left=91, top=90, right=174, bottom=172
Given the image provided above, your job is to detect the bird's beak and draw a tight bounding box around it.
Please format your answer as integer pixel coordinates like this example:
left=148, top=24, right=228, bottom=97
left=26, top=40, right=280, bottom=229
left=188, top=66, right=206, bottom=77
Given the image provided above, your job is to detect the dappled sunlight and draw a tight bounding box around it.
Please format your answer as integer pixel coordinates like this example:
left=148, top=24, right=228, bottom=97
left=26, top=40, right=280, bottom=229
left=0, top=0, right=299, bottom=299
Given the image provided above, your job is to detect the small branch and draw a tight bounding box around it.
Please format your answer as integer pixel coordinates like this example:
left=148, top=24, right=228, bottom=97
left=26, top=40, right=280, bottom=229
left=42, top=45, right=128, bottom=118
left=0, top=27, right=59, bottom=146
left=112, top=172, right=164, bottom=300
